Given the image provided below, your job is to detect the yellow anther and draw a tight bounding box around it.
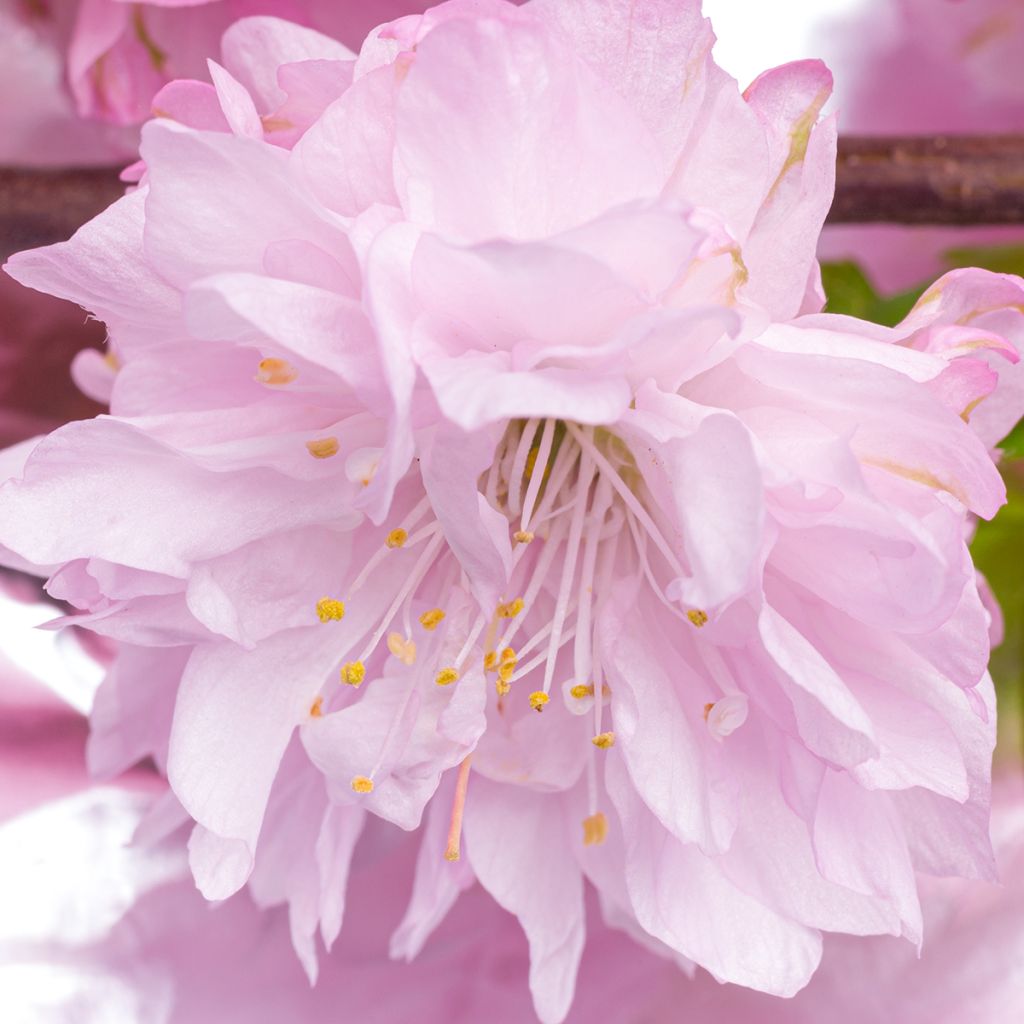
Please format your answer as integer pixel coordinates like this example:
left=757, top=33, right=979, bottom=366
left=495, top=678, right=512, bottom=697
left=583, top=811, right=609, bottom=847
left=419, top=608, right=446, bottom=631
left=255, top=357, right=298, bottom=386
left=316, top=597, right=346, bottom=623
left=528, top=691, right=549, bottom=712
left=385, top=528, right=408, bottom=549
left=524, top=447, right=539, bottom=479
left=483, top=650, right=499, bottom=671
left=497, top=597, right=525, bottom=619
left=500, top=647, right=517, bottom=664
left=513, top=530, right=535, bottom=544
left=570, top=684, right=595, bottom=700
left=435, top=667, right=459, bottom=687
left=387, top=632, right=417, bottom=666
left=260, top=114, right=294, bottom=133
left=592, top=731, right=615, bottom=749
left=309, top=696, right=324, bottom=718
left=498, top=662, right=516, bottom=685
left=687, top=609, right=709, bottom=628
left=340, top=661, right=365, bottom=687
left=305, top=436, right=339, bottom=459
left=351, top=776, right=374, bottom=794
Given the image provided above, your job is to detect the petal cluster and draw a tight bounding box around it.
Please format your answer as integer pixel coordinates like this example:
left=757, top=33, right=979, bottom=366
left=3, top=666, right=1023, bottom=1024
left=2, top=3, right=1024, bottom=1022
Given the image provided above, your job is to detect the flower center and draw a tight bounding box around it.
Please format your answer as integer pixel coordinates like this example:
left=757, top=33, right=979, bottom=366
left=310, top=417, right=738, bottom=849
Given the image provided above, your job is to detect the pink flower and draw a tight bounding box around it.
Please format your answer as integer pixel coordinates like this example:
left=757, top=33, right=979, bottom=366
left=3, top=2, right=1024, bottom=1020
left=816, top=0, right=1024, bottom=290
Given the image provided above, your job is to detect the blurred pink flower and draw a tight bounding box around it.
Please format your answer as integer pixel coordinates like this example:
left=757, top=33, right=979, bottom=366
left=0, top=0, right=136, bottom=164
left=0, top=0, right=432, bottom=161
left=3, top=2, right=1024, bottom=1020
left=65, top=0, right=436, bottom=126
left=817, top=0, right=1024, bottom=290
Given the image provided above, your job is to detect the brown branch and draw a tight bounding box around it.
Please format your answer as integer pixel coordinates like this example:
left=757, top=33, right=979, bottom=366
left=0, top=167, right=124, bottom=261
left=832, top=135, right=1024, bottom=226
left=2, top=135, right=1024, bottom=260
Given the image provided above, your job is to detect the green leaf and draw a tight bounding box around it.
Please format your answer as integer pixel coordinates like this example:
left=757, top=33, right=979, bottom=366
left=943, top=243, right=1024, bottom=277
left=1000, top=418, right=1024, bottom=460
left=819, top=261, right=925, bottom=327
left=971, top=468, right=1024, bottom=761
left=819, top=261, right=878, bottom=319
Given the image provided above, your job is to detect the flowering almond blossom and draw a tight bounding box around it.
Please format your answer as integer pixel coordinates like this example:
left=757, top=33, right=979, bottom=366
left=3, top=2, right=1024, bottom=1021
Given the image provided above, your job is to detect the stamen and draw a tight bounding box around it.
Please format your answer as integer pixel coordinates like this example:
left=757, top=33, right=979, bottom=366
left=453, top=613, right=489, bottom=674
left=316, top=597, right=345, bottom=622
left=525, top=438, right=581, bottom=539
left=492, top=517, right=571, bottom=656
left=255, top=357, right=297, bottom=386
left=356, top=531, right=445, bottom=662
left=567, top=424, right=685, bottom=576
left=704, top=694, right=749, bottom=741
left=435, top=667, right=459, bottom=686
left=509, top=620, right=577, bottom=682
left=340, top=661, right=365, bottom=687
left=592, top=731, right=615, bottom=749
left=571, top=684, right=594, bottom=699
left=305, top=436, right=339, bottom=459
left=513, top=530, right=535, bottom=544
left=507, top=418, right=540, bottom=517
left=348, top=496, right=433, bottom=594
left=529, top=691, right=550, bottom=712
left=483, top=650, right=499, bottom=671
left=519, top=418, right=556, bottom=533
left=497, top=597, right=524, bottom=619
left=498, top=662, right=515, bottom=685
left=309, top=697, right=324, bottom=718
left=444, top=756, right=473, bottom=861
left=500, top=647, right=517, bottom=664
left=345, top=447, right=382, bottom=487
left=387, top=632, right=417, bottom=666
left=495, top=678, right=511, bottom=696
left=386, top=528, right=408, bottom=549
left=573, top=474, right=613, bottom=693
left=687, top=609, right=709, bottom=628
left=351, top=776, right=374, bottom=793
left=540, top=450, right=595, bottom=697
left=419, top=608, right=445, bottom=631
left=625, top=512, right=693, bottom=625
left=591, top=528, right=619, bottom=743
left=583, top=811, right=608, bottom=846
